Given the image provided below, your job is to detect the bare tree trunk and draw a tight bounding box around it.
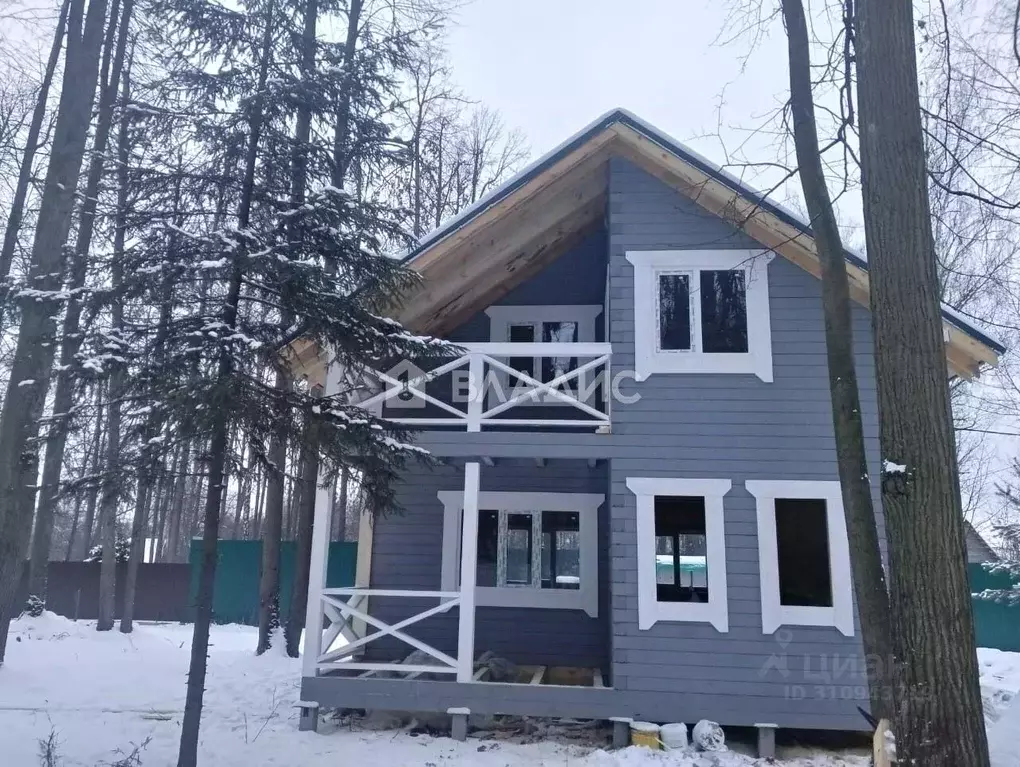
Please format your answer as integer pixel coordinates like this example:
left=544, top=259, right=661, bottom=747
left=331, top=0, right=363, bottom=187
left=115, top=57, right=152, bottom=635
left=0, top=0, right=110, bottom=661
left=177, top=424, right=229, bottom=767
left=177, top=2, right=275, bottom=760
left=856, top=1, right=991, bottom=763
left=95, top=40, right=134, bottom=633
left=64, top=491, right=83, bottom=561
left=334, top=466, right=348, bottom=542
left=230, top=438, right=249, bottom=539
left=285, top=415, right=319, bottom=657
left=78, top=391, right=106, bottom=560
left=257, top=392, right=287, bottom=653
left=252, top=465, right=264, bottom=540
left=0, top=0, right=70, bottom=320
left=186, top=456, right=205, bottom=556
left=167, top=444, right=189, bottom=562
left=119, top=482, right=148, bottom=632
left=285, top=468, right=298, bottom=539
left=151, top=472, right=168, bottom=561
left=68, top=388, right=104, bottom=560
left=96, top=380, right=122, bottom=632
left=28, top=0, right=133, bottom=611
left=781, top=0, right=893, bottom=719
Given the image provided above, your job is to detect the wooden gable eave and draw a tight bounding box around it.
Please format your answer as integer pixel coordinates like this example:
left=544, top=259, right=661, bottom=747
left=397, top=160, right=610, bottom=335
left=381, top=118, right=999, bottom=378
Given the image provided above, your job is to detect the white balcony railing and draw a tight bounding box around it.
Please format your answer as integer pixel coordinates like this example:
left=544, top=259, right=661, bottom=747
left=357, top=342, right=612, bottom=431
left=316, top=588, right=461, bottom=675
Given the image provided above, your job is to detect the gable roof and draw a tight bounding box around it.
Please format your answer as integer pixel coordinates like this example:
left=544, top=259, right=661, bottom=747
left=395, top=108, right=1003, bottom=378
left=965, top=522, right=1000, bottom=563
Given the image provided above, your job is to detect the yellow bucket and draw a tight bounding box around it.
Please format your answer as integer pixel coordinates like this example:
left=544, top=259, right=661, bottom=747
left=630, top=722, right=661, bottom=749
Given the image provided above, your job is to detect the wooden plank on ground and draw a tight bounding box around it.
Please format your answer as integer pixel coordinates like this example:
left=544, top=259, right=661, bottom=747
left=529, top=666, right=546, bottom=686
left=873, top=719, right=894, bottom=767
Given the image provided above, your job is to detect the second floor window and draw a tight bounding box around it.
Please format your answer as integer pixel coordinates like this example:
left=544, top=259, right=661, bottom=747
left=657, top=270, right=749, bottom=354
left=628, top=250, right=773, bottom=382
left=506, top=320, right=580, bottom=386
left=485, top=305, right=603, bottom=404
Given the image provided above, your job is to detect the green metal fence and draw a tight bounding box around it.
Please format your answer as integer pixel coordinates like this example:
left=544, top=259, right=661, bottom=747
left=189, top=539, right=358, bottom=625
left=970, top=563, right=1020, bottom=652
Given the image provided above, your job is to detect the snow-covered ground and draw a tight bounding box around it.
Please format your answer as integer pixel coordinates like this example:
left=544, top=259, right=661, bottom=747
left=981, top=648, right=1020, bottom=766
left=0, top=613, right=1014, bottom=766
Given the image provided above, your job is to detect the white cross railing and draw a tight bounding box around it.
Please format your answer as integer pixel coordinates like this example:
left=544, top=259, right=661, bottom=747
left=315, top=588, right=462, bottom=675
left=356, top=342, right=612, bottom=432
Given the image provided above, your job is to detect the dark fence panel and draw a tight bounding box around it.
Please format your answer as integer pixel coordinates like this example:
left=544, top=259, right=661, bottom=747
left=17, top=561, right=192, bottom=622
left=16, top=541, right=357, bottom=626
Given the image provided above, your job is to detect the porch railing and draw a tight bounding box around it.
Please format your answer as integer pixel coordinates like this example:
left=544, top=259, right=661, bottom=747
left=356, top=342, right=612, bottom=431
left=315, top=588, right=461, bottom=676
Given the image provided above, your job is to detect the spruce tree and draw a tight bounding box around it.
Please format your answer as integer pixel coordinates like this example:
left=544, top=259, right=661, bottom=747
left=92, top=0, right=450, bottom=760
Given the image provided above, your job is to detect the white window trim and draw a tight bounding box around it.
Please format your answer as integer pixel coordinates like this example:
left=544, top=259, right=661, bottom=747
left=439, top=490, right=603, bottom=617
left=484, top=305, right=603, bottom=406
left=626, top=477, right=732, bottom=633
left=745, top=480, right=855, bottom=637
left=625, top=249, right=774, bottom=383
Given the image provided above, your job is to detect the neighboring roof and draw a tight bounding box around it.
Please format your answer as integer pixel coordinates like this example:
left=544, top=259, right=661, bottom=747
left=395, top=108, right=1003, bottom=376
left=965, top=522, right=1000, bottom=563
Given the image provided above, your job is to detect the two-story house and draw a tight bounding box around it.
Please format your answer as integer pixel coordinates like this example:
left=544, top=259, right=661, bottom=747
left=290, top=109, right=1004, bottom=750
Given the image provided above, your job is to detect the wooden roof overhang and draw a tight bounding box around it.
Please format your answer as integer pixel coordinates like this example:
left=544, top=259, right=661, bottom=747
left=391, top=112, right=1003, bottom=379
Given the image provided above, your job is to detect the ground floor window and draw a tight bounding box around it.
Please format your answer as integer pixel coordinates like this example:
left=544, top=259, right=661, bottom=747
left=439, top=491, right=602, bottom=616
left=654, top=496, right=709, bottom=603
left=474, top=509, right=581, bottom=590
left=746, top=480, right=854, bottom=637
left=626, top=477, right=731, bottom=632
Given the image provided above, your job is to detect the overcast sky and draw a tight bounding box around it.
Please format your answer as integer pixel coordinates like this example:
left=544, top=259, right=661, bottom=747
left=445, top=0, right=796, bottom=200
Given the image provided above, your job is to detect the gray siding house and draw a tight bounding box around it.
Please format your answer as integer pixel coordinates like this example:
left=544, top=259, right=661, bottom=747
left=294, top=110, right=1004, bottom=742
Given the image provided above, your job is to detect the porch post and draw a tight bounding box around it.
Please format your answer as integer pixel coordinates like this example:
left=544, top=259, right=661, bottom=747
left=302, top=358, right=340, bottom=679
left=456, top=461, right=481, bottom=682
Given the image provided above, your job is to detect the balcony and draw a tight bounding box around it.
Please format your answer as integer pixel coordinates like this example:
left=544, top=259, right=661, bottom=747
left=357, top=342, right=612, bottom=432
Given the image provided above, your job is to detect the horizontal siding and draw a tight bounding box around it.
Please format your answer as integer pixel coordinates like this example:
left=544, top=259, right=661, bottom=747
left=368, top=458, right=610, bottom=669
left=605, top=156, right=885, bottom=729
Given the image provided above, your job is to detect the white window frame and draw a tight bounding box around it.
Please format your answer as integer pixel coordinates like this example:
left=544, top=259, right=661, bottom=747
left=626, top=477, right=732, bottom=632
left=745, top=480, right=854, bottom=637
left=439, top=490, right=603, bottom=617
left=484, top=305, right=603, bottom=406
left=625, top=250, right=774, bottom=382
